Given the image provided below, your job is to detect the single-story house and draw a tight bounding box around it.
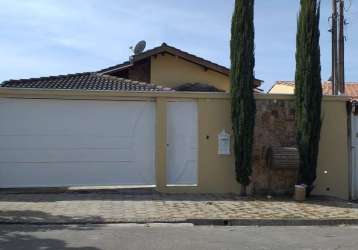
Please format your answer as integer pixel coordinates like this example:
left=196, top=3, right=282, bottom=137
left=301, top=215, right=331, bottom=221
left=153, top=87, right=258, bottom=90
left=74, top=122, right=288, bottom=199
left=0, top=43, right=247, bottom=190
left=0, top=46, right=351, bottom=200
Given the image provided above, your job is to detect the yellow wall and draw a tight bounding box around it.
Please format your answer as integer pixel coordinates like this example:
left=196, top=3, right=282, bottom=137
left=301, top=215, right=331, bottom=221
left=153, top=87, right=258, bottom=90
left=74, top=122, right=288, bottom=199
left=150, top=54, right=230, bottom=92
left=312, top=99, right=350, bottom=199
left=268, top=84, right=295, bottom=94
left=154, top=97, right=241, bottom=193
left=0, top=89, right=350, bottom=199
left=157, top=94, right=350, bottom=198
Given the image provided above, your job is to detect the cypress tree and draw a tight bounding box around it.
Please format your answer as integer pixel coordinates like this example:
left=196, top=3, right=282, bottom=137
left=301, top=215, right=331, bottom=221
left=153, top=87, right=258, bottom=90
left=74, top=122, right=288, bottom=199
left=230, top=0, right=256, bottom=196
left=295, top=0, right=322, bottom=194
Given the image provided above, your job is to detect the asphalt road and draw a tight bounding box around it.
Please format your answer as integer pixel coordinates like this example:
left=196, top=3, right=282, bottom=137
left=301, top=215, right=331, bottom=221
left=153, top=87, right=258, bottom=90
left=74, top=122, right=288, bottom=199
left=0, top=224, right=358, bottom=250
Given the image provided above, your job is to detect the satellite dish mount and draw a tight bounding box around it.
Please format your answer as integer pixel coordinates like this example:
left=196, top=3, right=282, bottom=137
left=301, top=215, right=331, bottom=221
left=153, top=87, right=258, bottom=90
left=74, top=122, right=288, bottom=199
left=130, top=40, right=146, bottom=55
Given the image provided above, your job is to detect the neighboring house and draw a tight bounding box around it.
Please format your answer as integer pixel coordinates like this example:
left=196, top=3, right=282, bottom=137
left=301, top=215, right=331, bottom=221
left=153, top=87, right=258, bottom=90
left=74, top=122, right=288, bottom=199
left=268, top=80, right=358, bottom=99
left=267, top=81, right=295, bottom=94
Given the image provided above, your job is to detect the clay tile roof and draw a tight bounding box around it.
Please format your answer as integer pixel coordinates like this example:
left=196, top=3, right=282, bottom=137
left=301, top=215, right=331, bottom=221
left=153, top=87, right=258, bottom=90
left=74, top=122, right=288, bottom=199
left=322, top=81, right=358, bottom=99
left=271, top=80, right=358, bottom=99
left=1, top=72, right=173, bottom=92
left=274, top=81, right=295, bottom=86
left=98, top=43, right=230, bottom=76
left=98, top=43, right=263, bottom=87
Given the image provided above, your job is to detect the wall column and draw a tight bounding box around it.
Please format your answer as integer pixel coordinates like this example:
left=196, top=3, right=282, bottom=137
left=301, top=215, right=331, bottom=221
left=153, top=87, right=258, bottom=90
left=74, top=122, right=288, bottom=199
left=155, top=97, right=167, bottom=190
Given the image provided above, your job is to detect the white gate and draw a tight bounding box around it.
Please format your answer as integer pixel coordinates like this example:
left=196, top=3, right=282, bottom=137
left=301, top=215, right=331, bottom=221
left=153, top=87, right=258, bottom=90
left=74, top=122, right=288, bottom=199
left=166, top=101, right=198, bottom=185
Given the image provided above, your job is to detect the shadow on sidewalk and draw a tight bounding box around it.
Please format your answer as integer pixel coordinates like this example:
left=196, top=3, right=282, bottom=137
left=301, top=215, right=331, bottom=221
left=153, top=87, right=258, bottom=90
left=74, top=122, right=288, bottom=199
left=0, top=210, right=106, bottom=224
left=0, top=211, right=103, bottom=250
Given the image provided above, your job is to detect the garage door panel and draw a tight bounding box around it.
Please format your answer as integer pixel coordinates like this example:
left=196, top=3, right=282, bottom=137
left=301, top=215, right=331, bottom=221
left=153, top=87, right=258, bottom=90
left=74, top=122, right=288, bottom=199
left=0, top=98, right=156, bottom=187
left=0, top=162, right=154, bottom=187
left=0, top=149, right=135, bottom=163
left=0, top=135, right=133, bottom=150
left=0, top=100, right=151, bottom=135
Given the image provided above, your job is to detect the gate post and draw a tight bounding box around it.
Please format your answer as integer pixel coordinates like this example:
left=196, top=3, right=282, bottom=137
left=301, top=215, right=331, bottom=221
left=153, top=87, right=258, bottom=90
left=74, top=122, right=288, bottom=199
left=155, top=97, right=167, bottom=190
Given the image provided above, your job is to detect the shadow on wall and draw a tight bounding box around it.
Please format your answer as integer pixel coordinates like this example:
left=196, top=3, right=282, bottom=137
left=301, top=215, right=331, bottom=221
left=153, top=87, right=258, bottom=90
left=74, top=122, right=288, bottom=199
left=173, top=83, right=225, bottom=92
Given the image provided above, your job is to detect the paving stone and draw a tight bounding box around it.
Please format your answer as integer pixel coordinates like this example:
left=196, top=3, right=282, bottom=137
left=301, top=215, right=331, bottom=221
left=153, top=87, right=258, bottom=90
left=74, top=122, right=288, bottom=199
left=0, top=193, right=357, bottom=224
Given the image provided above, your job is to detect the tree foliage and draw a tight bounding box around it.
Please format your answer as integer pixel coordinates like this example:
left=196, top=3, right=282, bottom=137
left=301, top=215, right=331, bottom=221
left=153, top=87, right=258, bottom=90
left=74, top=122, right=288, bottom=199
left=295, top=0, right=322, bottom=194
left=230, top=0, right=256, bottom=195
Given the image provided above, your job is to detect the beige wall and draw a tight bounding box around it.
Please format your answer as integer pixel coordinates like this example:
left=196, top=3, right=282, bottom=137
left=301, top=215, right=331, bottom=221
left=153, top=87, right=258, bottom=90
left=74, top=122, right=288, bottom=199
left=155, top=97, right=241, bottom=193
left=0, top=89, right=350, bottom=199
left=268, top=84, right=295, bottom=94
left=150, top=54, right=230, bottom=92
left=157, top=94, right=350, bottom=198
left=312, top=98, right=350, bottom=199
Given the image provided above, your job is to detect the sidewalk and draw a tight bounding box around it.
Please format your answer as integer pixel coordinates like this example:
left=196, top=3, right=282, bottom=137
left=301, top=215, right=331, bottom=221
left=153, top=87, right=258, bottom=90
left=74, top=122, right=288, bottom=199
left=1, top=192, right=358, bottom=225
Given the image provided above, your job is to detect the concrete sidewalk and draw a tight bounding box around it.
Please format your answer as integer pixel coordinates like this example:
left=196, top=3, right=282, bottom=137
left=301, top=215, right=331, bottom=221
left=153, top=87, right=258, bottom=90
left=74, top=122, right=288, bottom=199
left=0, top=193, right=358, bottom=225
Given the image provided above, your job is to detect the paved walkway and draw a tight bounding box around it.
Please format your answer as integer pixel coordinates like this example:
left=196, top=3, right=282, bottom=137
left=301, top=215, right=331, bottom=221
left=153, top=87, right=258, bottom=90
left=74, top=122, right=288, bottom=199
left=0, top=193, right=358, bottom=224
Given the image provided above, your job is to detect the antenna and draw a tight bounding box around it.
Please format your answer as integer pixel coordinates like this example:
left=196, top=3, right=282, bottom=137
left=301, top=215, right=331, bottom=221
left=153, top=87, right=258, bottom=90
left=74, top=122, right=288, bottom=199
left=130, top=40, right=146, bottom=55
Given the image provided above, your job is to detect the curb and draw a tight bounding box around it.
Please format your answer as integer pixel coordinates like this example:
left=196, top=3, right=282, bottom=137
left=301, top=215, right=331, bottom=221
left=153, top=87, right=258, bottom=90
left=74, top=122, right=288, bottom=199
left=1, top=218, right=358, bottom=226
left=187, top=219, right=358, bottom=226
left=0, top=187, right=158, bottom=195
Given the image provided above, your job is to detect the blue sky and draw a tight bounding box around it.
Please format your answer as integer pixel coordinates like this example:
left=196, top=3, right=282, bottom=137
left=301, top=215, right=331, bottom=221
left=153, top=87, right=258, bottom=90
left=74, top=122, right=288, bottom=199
left=0, top=0, right=357, bottom=91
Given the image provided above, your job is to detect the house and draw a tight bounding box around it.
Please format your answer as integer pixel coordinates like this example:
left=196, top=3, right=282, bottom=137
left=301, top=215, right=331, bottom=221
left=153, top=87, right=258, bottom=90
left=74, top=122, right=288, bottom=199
left=267, top=81, right=296, bottom=94
left=98, top=43, right=263, bottom=92
left=0, top=43, right=253, bottom=190
left=268, top=80, right=358, bottom=98
left=2, top=43, right=263, bottom=93
left=0, top=45, right=350, bottom=200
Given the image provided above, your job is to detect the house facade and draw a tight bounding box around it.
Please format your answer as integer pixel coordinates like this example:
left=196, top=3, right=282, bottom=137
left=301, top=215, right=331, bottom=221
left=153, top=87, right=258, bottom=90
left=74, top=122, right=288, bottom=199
left=0, top=44, right=352, bottom=200
left=99, top=43, right=263, bottom=92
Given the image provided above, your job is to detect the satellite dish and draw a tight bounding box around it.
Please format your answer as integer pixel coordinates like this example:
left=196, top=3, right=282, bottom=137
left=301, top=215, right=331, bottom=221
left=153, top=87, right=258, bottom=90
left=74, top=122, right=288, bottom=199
left=133, top=40, right=146, bottom=55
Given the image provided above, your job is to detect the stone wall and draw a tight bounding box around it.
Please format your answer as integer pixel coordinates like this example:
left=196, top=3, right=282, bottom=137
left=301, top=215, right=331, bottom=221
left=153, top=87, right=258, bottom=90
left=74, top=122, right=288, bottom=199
left=252, top=99, right=297, bottom=195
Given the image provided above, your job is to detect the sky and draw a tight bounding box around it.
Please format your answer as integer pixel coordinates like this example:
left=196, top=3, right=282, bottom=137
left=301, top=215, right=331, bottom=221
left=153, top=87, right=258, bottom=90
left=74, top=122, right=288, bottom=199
left=0, top=0, right=357, bottom=91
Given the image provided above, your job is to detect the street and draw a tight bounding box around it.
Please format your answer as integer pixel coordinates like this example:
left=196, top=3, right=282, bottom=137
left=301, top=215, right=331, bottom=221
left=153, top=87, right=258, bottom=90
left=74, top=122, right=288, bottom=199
left=0, top=224, right=358, bottom=250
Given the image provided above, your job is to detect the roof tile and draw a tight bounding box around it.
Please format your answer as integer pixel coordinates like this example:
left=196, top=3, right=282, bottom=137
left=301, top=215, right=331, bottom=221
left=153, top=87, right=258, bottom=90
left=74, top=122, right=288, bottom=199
left=273, top=80, right=358, bottom=99
left=1, top=73, right=173, bottom=92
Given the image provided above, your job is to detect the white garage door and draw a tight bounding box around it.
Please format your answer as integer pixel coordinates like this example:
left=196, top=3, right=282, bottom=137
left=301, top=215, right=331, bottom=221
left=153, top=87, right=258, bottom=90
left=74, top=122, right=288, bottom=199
left=0, top=98, right=156, bottom=188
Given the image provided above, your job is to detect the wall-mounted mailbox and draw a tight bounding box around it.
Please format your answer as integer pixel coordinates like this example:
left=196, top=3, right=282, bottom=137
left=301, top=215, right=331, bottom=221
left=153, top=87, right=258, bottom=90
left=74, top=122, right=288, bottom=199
left=218, top=129, right=231, bottom=155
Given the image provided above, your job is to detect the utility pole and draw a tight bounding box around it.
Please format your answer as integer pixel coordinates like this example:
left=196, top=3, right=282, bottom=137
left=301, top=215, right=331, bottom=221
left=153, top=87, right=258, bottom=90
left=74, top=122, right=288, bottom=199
left=338, top=0, right=345, bottom=94
left=331, top=0, right=338, bottom=95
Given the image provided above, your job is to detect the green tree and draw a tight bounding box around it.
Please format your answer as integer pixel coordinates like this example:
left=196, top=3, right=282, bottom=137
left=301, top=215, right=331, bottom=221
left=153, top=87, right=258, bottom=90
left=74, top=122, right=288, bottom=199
left=295, top=0, right=322, bottom=194
left=230, top=0, right=256, bottom=196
